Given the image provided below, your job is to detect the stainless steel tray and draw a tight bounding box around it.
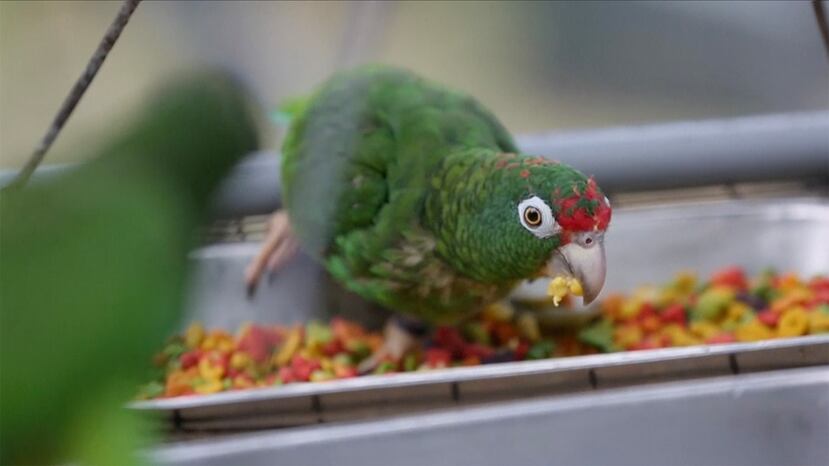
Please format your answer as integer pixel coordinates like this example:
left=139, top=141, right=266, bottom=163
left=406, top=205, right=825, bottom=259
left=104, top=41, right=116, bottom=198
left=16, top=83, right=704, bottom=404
left=133, top=336, right=829, bottom=432
left=149, top=366, right=829, bottom=466
left=132, top=197, right=829, bottom=431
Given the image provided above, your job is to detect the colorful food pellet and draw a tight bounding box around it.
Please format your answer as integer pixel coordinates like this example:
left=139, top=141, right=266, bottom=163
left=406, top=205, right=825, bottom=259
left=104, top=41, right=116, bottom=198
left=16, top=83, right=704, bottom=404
left=137, top=267, right=828, bottom=400
left=547, top=276, right=584, bottom=306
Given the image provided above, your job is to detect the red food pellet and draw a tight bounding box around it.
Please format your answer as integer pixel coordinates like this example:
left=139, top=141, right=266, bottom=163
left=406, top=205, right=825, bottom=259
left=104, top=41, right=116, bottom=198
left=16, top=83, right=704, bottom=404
left=425, top=348, right=452, bottom=367
left=180, top=350, right=202, bottom=370
left=278, top=367, right=296, bottom=384
left=514, top=341, right=529, bottom=360
left=630, top=338, right=664, bottom=351
left=462, top=343, right=495, bottom=360
left=237, top=325, right=273, bottom=363
left=334, top=366, right=358, bottom=379
left=706, top=333, right=737, bottom=344
left=711, top=266, right=748, bottom=291
left=494, top=323, right=518, bottom=345
left=322, top=339, right=345, bottom=356
left=637, top=302, right=658, bottom=322
left=641, top=315, right=662, bottom=333
left=810, top=289, right=829, bottom=306
left=757, top=310, right=779, bottom=326
left=661, top=304, right=687, bottom=326
left=434, top=326, right=466, bottom=356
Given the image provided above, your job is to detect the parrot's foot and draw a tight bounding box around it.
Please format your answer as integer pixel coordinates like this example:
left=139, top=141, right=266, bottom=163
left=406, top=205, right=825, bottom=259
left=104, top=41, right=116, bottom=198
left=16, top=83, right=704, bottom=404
left=357, top=316, right=428, bottom=374
left=245, top=210, right=300, bottom=297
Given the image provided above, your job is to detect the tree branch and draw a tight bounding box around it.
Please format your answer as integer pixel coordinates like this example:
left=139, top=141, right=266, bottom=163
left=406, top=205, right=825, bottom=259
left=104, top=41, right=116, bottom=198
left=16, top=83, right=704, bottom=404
left=5, top=0, right=143, bottom=190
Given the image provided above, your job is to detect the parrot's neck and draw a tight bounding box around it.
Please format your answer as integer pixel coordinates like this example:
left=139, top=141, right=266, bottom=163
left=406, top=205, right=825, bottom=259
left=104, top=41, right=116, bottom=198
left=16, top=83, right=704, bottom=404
left=424, top=148, right=559, bottom=284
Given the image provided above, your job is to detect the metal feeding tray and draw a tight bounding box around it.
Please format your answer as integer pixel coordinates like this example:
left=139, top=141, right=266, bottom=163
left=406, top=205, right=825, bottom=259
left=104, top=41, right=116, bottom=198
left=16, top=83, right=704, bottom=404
left=149, top=366, right=829, bottom=466
left=131, top=197, right=829, bottom=433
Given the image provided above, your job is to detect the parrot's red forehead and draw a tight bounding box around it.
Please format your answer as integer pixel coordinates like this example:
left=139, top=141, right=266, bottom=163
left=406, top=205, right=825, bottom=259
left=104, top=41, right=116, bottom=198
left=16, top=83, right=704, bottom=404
left=553, top=178, right=611, bottom=231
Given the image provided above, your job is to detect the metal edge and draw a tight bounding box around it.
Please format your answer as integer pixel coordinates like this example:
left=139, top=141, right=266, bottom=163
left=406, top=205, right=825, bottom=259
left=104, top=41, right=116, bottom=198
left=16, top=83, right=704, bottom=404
left=130, top=334, right=829, bottom=412
left=147, top=366, right=829, bottom=464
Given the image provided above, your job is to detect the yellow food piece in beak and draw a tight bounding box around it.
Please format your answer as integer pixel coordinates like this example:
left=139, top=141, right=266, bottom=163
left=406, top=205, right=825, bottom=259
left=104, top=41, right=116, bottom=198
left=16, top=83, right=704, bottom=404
left=547, top=276, right=584, bottom=306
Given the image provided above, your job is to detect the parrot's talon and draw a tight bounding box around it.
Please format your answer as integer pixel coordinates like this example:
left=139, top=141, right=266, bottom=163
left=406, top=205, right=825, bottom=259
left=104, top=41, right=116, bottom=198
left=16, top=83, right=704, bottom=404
left=357, top=317, right=421, bottom=374
left=244, top=210, right=299, bottom=299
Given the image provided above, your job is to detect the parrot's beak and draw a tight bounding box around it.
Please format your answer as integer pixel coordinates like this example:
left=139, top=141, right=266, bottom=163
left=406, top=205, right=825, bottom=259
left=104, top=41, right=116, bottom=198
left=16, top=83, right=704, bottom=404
left=547, top=237, right=607, bottom=305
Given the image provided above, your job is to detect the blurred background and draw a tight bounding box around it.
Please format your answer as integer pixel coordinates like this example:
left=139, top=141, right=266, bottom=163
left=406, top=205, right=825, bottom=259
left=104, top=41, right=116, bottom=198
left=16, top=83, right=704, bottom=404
left=1, top=0, right=827, bottom=170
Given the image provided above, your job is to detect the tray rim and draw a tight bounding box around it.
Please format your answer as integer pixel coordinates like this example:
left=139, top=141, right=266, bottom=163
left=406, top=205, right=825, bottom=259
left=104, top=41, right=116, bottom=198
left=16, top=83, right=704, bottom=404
left=130, top=334, right=829, bottom=411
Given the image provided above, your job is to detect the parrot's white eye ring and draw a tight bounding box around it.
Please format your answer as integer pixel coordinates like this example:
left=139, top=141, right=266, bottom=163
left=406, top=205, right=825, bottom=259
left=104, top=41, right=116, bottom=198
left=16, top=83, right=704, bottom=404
left=518, top=196, right=559, bottom=238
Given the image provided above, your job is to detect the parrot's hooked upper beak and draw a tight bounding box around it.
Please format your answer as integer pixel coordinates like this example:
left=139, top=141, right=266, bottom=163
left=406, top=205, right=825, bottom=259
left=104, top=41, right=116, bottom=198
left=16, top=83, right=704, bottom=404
left=546, top=232, right=607, bottom=304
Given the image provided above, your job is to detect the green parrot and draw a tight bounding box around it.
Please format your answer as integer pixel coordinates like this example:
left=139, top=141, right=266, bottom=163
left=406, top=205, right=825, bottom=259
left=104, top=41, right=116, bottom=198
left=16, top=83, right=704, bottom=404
left=247, top=65, right=611, bottom=362
left=0, top=72, right=261, bottom=465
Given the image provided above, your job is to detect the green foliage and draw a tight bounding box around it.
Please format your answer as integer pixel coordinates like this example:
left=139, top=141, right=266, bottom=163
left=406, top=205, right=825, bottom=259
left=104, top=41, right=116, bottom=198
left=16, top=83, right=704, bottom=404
left=0, top=71, right=261, bottom=465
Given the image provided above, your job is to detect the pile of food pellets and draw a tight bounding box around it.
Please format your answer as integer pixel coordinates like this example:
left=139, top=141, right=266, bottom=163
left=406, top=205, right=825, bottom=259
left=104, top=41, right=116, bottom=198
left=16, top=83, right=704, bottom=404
left=580, top=267, right=829, bottom=352
left=137, top=267, right=829, bottom=399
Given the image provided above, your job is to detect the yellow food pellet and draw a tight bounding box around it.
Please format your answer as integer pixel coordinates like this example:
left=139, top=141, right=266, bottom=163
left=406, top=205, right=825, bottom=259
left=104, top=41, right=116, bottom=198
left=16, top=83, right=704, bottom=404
left=547, top=276, right=583, bottom=306
left=194, top=379, right=224, bottom=395
left=777, top=307, right=809, bottom=337
left=517, top=313, right=541, bottom=342
left=309, top=370, right=335, bottom=382
left=777, top=273, right=803, bottom=291
left=735, top=319, right=774, bottom=342
left=569, top=279, right=584, bottom=296
left=198, top=357, right=224, bottom=381
left=726, top=302, right=751, bottom=321
left=614, top=325, right=643, bottom=348
left=808, top=311, right=829, bottom=334
left=690, top=321, right=721, bottom=340
left=185, top=322, right=205, bottom=349
left=273, top=327, right=302, bottom=367
left=601, top=294, right=626, bottom=319
left=482, top=302, right=514, bottom=322
left=660, top=324, right=701, bottom=347
left=201, top=331, right=234, bottom=352
left=620, top=299, right=644, bottom=320
left=230, top=352, right=252, bottom=370
left=674, top=272, right=698, bottom=294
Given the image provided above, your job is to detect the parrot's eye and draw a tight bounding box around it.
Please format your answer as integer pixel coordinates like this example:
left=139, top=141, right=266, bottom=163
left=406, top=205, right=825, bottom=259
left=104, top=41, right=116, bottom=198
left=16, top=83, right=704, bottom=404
left=524, top=207, right=542, bottom=226
left=517, top=196, right=559, bottom=239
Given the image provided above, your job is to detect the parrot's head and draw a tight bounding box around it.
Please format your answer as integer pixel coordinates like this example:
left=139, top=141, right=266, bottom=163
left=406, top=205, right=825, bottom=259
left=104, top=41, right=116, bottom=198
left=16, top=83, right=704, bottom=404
left=428, top=151, right=611, bottom=304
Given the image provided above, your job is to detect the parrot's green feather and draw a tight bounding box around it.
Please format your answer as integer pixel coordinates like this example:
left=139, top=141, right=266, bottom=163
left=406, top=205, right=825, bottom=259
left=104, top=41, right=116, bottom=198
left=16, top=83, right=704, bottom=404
left=282, top=65, right=603, bottom=323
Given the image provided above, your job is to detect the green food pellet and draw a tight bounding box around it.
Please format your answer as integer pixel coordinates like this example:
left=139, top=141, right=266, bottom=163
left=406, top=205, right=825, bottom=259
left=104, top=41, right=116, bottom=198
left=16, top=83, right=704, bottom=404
left=347, top=341, right=372, bottom=362
left=691, top=287, right=734, bottom=321
left=403, top=353, right=418, bottom=372
left=579, top=318, right=618, bottom=353
left=373, top=361, right=396, bottom=375
left=333, top=353, right=353, bottom=366
left=462, top=322, right=490, bottom=345
left=306, top=320, right=333, bottom=345
left=526, top=340, right=555, bottom=360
